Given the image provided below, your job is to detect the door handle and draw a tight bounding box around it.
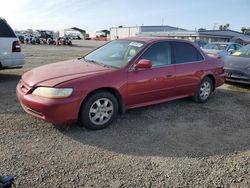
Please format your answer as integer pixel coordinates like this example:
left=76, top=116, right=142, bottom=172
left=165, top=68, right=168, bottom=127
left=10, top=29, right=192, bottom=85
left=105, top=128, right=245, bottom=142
left=165, top=74, right=173, bottom=78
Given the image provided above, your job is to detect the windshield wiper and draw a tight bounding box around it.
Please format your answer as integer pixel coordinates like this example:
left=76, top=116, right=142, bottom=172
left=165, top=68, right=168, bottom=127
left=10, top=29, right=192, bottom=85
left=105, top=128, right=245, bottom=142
left=83, top=58, right=113, bottom=68
left=82, top=57, right=98, bottom=64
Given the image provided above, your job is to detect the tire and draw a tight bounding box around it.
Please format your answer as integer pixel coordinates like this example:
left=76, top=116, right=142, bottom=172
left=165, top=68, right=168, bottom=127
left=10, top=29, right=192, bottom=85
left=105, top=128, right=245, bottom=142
left=79, top=91, right=118, bottom=130
left=192, top=77, right=213, bottom=103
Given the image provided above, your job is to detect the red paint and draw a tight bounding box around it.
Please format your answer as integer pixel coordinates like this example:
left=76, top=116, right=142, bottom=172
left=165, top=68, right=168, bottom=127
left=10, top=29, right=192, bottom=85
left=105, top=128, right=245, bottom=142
left=16, top=38, right=225, bottom=124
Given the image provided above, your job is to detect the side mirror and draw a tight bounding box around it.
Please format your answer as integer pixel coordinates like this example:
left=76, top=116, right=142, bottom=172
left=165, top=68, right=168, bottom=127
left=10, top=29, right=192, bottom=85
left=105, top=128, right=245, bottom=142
left=134, top=59, right=152, bottom=69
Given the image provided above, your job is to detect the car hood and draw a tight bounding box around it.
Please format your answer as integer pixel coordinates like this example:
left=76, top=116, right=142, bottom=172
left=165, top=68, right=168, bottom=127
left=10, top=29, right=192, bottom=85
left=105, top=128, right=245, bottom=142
left=22, top=59, right=115, bottom=87
left=223, top=55, right=250, bottom=69
left=202, top=49, right=229, bottom=57
left=202, top=49, right=222, bottom=54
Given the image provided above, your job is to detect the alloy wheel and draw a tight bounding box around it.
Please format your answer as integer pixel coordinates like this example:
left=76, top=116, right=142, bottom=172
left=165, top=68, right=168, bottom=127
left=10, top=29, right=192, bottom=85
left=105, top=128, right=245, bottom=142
left=200, top=81, right=211, bottom=100
left=89, top=98, right=114, bottom=126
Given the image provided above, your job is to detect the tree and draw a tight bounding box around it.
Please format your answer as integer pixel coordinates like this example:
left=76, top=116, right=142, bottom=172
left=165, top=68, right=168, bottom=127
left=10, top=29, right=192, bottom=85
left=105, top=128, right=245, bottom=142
left=241, top=27, right=250, bottom=35
left=198, top=28, right=206, bottom=31
left=219, top=24, right=230, bottom=30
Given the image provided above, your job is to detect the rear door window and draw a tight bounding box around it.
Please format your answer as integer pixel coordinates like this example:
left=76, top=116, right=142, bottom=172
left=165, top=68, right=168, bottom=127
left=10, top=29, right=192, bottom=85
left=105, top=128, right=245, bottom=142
left=0, top=19, right=16, bottom=37
left=172, top=42, right=204, bottom=64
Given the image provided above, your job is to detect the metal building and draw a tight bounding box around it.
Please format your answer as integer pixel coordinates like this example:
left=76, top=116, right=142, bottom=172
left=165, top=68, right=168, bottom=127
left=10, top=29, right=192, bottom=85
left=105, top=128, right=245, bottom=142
left=138, top=29, right=250, bottom=45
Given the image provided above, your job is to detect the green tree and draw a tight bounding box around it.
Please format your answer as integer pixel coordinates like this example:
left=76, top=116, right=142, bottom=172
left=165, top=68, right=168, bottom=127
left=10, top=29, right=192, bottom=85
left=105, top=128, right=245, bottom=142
left=241, top=27, right=250, bottom=35
left=219, top=24, right=230, bottom=30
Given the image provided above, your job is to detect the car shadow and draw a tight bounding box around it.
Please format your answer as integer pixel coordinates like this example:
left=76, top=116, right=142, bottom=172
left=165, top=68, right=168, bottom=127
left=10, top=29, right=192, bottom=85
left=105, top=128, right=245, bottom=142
left=0, top=73, right=22, bottom=114
left=0, top=73, right=21, bottom=83
left=0, top=73, right=21, bottom=93
left=225, top=81, right=250, bottom=89
left=56, top=88, right=250, bottom=158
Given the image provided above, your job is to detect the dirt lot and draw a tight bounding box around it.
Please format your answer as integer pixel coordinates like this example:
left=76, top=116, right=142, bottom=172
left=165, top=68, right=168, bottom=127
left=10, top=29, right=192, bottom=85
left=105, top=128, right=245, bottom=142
left=0, top=40, right=250, bottom=187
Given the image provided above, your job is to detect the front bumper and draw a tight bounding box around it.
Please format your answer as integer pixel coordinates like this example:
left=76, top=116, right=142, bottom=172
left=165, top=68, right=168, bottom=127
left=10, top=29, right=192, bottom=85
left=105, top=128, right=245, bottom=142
left=16, top=81, right=84, bottom=124
left=224, top=68, right=250, bottom=84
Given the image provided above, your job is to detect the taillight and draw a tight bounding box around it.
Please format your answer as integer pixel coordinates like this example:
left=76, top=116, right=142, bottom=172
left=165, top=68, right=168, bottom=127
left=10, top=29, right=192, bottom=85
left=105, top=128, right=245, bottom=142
left=12, top=41, right=21, bottom=52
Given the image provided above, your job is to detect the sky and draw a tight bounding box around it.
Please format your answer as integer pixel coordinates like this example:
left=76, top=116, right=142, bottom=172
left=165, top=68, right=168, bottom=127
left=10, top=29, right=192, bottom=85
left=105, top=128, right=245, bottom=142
left=0, top=0, right=250, bottom=34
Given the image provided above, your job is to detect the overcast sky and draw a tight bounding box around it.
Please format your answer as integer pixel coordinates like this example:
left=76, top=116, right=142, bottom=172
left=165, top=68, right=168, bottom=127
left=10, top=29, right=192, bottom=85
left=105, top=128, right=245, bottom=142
left=1, top=0, right=250, bottom=34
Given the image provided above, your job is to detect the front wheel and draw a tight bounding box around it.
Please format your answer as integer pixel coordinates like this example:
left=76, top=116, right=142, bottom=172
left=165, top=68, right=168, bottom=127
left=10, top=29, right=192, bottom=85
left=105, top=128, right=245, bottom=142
left=192, top=77, right=213, bottom=103
left=79, top=91, right=118, bottom=130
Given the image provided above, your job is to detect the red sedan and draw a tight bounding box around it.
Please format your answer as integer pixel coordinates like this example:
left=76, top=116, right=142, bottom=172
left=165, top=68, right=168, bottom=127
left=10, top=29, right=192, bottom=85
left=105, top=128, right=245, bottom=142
left=16, top=38, right=225, bottom=130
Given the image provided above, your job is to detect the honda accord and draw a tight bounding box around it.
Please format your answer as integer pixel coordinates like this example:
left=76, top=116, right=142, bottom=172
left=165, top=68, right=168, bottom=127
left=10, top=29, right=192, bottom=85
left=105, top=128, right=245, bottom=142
left=16, top=38, right=225, bottom=130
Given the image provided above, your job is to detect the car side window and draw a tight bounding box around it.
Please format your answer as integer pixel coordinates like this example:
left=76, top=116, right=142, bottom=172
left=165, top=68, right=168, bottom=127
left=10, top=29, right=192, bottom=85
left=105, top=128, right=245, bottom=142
left=139, top=42, right=171, bottom=67
left=172, top=42, right=203, bottom=64
left=235, top=44, right=242, bottom=50
left=228, top=44, right=236, bottom=51
left=0, top=19, right=16, bottom=38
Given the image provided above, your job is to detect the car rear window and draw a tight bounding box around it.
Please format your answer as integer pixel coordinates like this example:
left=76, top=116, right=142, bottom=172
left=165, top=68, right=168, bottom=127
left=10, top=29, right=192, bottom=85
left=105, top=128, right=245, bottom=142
left=0, top=19, right=16, bottom=38
left=172, top=42, right=204, bottom=64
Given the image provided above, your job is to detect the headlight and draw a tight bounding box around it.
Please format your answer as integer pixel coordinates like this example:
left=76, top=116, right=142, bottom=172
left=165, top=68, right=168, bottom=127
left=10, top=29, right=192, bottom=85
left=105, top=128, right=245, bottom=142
left=32, top=87, right=73, bottom=98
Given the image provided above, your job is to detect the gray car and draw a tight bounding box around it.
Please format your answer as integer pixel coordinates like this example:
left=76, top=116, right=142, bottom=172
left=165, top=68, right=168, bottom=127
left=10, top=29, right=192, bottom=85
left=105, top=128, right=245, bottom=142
left=222, top=44, right=250, bottom=84
left=202, top=42, right=242, bottom=57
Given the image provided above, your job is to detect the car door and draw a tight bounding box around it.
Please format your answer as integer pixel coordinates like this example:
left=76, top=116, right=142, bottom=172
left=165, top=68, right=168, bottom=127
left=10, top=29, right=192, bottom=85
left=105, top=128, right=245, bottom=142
left=127, top=41, right=175, bottom=107
left=171, top=41, right=205, bottom=96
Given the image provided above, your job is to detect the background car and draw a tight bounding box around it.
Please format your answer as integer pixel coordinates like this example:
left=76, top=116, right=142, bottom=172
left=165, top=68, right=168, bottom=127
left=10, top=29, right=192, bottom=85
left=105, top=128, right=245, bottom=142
left=17, top=38, right=225, bottom=130
left=201, top=42, right=242, bottom=57
left=222, top=44, right=250, bottom=84
left=0, top=17, right=25, bottom=69
left=17, top=34, right=25, bottom=44
left=193, top=40, right=207, bottom=48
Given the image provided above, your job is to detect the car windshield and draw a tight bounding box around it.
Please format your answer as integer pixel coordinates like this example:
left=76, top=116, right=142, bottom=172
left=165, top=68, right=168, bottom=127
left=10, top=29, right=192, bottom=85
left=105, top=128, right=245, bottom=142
left=231, top=44, right=250, bottom=58
left=203, top=43, right=228, bottom=50
left=84, top=40, right=145, bottom=68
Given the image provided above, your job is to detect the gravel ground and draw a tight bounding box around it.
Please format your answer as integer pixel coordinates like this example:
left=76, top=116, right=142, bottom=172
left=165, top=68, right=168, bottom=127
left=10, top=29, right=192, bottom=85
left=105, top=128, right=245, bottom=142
left=0, top=40, right=250, bottom=187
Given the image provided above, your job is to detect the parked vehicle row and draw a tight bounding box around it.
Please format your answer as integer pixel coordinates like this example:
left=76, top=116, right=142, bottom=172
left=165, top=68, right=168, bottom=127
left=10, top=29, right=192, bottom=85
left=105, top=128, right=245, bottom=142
left=200, top=42, right=250, bottom=84
left=1, top=17, right=248, bottom=131
left=20, top=35, right=72, bottom=46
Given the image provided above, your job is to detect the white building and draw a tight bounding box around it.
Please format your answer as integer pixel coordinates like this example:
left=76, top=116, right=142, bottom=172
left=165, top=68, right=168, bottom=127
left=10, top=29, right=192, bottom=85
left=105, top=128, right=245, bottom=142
left=110, top=25, right=185, bottom=40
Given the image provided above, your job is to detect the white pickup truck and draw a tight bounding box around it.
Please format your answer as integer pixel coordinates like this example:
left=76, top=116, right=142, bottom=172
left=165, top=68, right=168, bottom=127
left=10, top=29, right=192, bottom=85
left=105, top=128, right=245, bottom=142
left=0, top=18, right=25, bottom=69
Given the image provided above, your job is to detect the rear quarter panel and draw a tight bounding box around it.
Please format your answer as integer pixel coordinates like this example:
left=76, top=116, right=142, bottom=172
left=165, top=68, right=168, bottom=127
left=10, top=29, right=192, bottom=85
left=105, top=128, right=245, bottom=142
left=203, top=56, right=225, bottom=87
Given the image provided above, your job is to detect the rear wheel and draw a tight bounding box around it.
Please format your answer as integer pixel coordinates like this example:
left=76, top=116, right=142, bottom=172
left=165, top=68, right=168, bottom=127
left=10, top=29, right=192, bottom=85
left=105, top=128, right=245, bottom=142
left=79, top=91, right=118, bottom=130
left=192, top=77, right=213, bottom=103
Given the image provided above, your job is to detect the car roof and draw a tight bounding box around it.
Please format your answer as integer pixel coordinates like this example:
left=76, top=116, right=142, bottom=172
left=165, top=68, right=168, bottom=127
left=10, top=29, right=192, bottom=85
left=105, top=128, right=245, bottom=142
left=209, top=42, right=236, bottom=45
left=120, top=37, right=194, bottom=44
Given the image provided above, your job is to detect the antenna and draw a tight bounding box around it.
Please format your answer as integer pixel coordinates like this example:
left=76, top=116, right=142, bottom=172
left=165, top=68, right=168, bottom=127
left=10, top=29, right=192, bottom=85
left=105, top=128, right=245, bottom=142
left=213, top=23, right=218, bottom=30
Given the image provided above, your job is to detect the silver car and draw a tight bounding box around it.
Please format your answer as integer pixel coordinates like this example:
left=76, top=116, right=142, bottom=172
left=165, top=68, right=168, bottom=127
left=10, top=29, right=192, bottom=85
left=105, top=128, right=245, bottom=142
left=0, top=18, right=25, bottom=69
left=201, top=42, right=242, bottom=57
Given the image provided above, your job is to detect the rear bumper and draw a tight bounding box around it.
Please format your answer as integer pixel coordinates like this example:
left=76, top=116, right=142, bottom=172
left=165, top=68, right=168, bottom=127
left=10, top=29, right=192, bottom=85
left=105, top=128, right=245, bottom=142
left=16, top=82, right=84, bottom=124
left=225, top=68, right=250, bottom=84
left=215, top=73, right=226, bottom=87
left=0, top=52, right=25, bottom=68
